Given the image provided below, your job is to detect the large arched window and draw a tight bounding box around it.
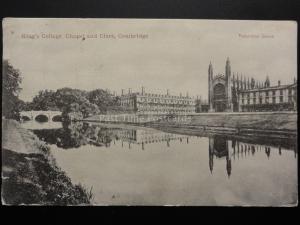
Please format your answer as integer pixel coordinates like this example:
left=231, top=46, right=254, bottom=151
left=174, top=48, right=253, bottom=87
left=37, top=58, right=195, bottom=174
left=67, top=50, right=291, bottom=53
left=213, top=83, right=226, bottom=112
left=213, top=83, right=226, bottom=101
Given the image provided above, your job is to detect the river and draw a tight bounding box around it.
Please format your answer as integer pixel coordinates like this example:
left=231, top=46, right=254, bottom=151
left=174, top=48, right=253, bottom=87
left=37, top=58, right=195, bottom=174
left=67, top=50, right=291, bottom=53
left=21, top=120, right=298, bottom=206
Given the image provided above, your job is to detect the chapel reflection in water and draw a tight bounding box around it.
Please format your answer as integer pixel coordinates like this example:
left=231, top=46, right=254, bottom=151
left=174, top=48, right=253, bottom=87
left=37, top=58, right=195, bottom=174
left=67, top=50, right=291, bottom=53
left=208, top=135, right=297, bottom=178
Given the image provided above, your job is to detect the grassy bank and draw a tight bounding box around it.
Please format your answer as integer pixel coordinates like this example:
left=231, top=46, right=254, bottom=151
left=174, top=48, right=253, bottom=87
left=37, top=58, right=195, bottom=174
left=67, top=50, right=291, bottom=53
left=84, top=112, right=297, bottom=137
left=86, top=112, right=297, bottom=131
left=145, top=112, right=297, bottom=133
left=1, top=119, right=93, bottom=205
left=188, top=112, right=297, bottom=130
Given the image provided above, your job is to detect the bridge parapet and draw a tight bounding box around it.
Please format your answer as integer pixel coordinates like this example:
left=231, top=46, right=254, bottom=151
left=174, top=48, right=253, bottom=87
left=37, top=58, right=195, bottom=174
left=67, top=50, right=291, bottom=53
left=20, top=111, right=62, bottom=122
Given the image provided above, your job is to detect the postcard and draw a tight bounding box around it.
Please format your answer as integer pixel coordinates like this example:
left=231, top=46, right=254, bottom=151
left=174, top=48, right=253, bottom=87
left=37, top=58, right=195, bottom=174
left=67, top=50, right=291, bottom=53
left=2, top=18, right=297, bottom=206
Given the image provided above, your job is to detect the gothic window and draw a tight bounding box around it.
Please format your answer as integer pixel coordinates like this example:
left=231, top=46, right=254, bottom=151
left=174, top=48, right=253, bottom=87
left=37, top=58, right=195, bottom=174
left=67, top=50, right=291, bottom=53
left=213, top=83, right=226, bottom=102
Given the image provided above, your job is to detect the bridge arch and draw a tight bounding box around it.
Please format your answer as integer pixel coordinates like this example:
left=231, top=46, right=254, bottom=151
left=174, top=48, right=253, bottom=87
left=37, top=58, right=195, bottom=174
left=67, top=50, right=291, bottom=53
left=35, top=114, right=49, bottom=122
left=52, top=115, right=62, bottom=122
left=21, top=115, right=31, bottom=121
left=20, top=110, right=62, bottom=122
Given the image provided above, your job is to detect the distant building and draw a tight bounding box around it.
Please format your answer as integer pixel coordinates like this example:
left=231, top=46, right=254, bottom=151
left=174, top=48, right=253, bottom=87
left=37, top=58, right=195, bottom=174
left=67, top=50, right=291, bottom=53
left=238, top=81, right=297, bottom=112
left=208, top=58, right=297, bottom=112
left=195, top=97, right=209, bottom=113
left=118, top=58, right=297, bottom=114
left=119, top=87, right=196, bottom=114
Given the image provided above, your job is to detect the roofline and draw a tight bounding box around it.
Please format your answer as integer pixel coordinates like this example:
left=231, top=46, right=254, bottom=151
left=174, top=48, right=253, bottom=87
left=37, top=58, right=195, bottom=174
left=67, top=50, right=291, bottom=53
left=120, top=92, right=195, bottom=99
left=238, top=83, right=297, bottom=92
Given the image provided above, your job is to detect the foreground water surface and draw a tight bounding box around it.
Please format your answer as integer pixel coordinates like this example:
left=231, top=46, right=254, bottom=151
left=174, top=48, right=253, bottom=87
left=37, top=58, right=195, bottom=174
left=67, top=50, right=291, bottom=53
left=22, top=121, right=298, bottom=206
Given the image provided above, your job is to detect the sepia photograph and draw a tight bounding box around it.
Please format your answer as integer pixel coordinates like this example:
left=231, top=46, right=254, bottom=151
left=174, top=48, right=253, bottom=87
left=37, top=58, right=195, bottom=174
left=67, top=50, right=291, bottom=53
left=2, top=18, right=297, bottom=206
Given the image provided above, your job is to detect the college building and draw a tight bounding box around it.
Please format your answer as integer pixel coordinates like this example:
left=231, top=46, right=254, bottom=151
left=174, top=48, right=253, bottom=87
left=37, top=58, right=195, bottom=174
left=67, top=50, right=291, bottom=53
left=119, top=87, right=196, bottom=115
left=208, top=58, right=297, bottom=112
left=117, top=58, right=297, bottom=114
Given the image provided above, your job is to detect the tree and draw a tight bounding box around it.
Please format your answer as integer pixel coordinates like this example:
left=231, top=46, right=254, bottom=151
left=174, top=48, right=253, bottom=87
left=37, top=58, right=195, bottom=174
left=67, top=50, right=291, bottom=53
left=26, top=87, right=118, bottom=121
left=87, top=89, right=118, bottom=113
left=2, top=60, right=22, bottom=120
left=17, top=99, right=33, bottom=111
left=79, top=101, right=100, bottom=118
left=62, top=103, right=83, bottom=122
left=31, top=90, right=58, bottom=111
left=55, top=88, right=88, bottom=110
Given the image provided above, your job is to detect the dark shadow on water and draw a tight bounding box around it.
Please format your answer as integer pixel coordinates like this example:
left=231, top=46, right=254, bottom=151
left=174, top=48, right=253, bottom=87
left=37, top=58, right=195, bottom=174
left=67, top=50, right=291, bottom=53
left=33, top=121, right=115, bottom=149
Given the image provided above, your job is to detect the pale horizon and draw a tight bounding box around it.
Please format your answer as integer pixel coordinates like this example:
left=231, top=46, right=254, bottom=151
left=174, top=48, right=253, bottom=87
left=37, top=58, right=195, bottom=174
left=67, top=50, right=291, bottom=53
left=3, top=18, right=297, bottom=102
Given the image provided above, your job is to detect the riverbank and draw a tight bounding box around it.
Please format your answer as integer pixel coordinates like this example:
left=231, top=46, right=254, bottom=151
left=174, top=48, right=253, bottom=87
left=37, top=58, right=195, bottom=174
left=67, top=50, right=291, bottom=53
left=2, top=119, right=93, bottom=205
left=147, top=111, right=297, bottom=138
left=84, top=111, right=297, bottom=138
left=184, top=112, right=297, bottom=130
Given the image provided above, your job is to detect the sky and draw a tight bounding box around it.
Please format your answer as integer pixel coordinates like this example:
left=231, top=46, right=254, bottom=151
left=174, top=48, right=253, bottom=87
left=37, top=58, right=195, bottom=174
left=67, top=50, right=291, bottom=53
left=3, top=18, right=297, bottom=102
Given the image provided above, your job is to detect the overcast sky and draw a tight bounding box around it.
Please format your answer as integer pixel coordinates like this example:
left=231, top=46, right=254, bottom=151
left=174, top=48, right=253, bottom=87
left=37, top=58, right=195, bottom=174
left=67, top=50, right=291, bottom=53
left=3, top=18, right=297, bottom=102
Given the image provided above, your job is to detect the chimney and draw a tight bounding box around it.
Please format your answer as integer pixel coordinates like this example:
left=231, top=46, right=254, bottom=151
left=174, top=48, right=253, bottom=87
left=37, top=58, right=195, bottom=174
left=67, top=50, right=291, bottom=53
left=121, top=89, right=124, bottom=96
left=167, top=89, right=169, bottom=95
left=180, top=93, right=182, bottom=97
left=141, top=86, right=145, bottom=95
left=128, top=88, right=132, bottom=94
left=186, top=92, right=189, bottom=97
left=278, top=80, right=281, bottom=86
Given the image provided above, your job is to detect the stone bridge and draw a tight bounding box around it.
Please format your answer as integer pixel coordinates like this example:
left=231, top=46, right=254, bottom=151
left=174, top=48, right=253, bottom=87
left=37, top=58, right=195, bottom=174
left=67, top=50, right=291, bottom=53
left=20, top=111, right=62, bottom=122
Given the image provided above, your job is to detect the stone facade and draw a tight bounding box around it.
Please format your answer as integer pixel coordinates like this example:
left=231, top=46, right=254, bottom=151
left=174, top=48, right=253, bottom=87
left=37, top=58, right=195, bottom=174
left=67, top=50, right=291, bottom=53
left=238, top=83, right=297, bottom=112
left=208, top=58, right=297, bottom=112
left=119, top=88, right=196, bottom=114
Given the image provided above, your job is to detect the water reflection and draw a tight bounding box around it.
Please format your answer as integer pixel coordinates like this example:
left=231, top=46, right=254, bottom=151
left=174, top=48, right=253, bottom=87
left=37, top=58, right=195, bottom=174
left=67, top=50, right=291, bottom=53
left=32, top=121, right=298, bottom=178
left=33, top=122, right=191, bottom=150
left=29, top=121, right=297, bottom=205
left=21, top=120, right=62, bottom=130
left=208, top=135, right=297, bottom=178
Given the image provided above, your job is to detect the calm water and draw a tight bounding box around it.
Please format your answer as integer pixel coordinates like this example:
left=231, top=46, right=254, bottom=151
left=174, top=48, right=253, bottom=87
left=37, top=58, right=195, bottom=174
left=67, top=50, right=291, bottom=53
left=22, top=121, right=298, bottom=206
